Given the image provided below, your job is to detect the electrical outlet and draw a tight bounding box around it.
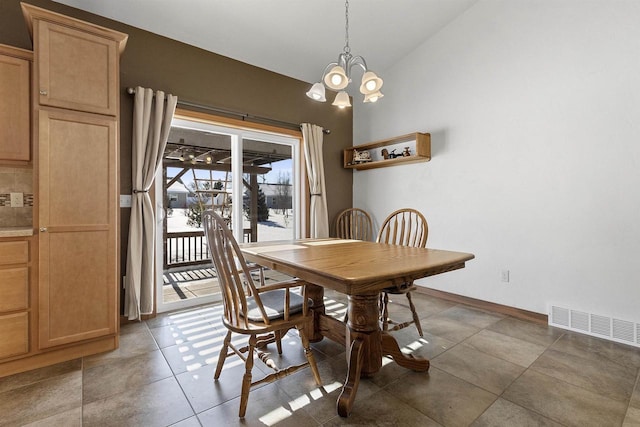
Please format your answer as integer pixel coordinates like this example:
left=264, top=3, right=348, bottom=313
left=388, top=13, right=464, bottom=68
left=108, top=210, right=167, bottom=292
left=10, top=192, right=23, bottom=208
left=501, top=270, right=510, bottom=283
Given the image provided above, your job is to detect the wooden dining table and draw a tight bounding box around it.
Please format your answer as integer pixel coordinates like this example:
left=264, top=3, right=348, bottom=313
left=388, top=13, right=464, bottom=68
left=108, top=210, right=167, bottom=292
left=240, top=238, right=475, bottom=417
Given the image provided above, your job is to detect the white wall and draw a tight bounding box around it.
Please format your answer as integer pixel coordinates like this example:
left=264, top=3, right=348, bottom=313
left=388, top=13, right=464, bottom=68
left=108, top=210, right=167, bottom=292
left=353, top=0, right=640, bottom=321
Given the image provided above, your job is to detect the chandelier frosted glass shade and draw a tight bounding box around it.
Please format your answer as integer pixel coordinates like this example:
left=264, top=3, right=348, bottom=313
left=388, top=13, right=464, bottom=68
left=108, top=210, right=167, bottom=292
left=359, top=71, right=383, bottom=94
left=305, top=82, right=326, bottom=102
left=332, top=91, right=352, bottom=108
left=363, top=91, right=384, bottom=103
left=324, top=66, right=349, bottom=90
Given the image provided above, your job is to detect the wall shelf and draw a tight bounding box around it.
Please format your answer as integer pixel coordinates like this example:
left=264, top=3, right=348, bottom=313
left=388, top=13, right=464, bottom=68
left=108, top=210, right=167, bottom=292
left=343, top=132, right=431, bottom=170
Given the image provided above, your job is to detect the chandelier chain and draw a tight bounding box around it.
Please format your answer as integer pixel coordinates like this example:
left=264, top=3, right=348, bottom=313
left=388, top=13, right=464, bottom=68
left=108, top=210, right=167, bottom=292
left=344, top=0, right=350, bottom=54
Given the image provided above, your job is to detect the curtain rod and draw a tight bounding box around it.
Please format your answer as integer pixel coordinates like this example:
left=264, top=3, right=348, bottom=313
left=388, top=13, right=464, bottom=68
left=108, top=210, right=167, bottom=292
left=126, top=87, right=330, bottom=134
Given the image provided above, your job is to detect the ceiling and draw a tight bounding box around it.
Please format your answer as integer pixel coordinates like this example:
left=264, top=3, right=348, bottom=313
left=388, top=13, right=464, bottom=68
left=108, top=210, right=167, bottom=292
left=53, top=0, right=477, bottom=85
left=165, top=127, right=291, bottom=176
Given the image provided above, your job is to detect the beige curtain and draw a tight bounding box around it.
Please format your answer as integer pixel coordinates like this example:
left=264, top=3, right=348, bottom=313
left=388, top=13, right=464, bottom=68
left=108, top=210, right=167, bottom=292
left=301, top=123, right=329, bottom=238
left=124, top=87, right=178, bottom=320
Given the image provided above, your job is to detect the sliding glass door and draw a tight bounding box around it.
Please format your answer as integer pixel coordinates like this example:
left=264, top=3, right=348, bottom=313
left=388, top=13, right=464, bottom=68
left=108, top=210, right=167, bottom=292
left=155, top=116, right=303, bottom=313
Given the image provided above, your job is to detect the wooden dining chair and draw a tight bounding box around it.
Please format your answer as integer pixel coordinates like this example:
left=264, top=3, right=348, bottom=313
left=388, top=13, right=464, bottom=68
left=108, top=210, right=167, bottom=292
left=376, top=208, right=429, bottom=336
left=203, top=210, right=321, bottom=418
left=334, top=207, right=373, bottom=241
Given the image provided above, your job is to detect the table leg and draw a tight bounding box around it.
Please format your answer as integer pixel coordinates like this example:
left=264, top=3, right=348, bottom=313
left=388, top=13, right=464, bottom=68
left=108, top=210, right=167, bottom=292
left=337, top=338, right=364, bottom=417
left=381, top=332, right=430, bottom=372
left=306, top=284, right=325, bottom=342
left=337, top=293, right=380, bottom=417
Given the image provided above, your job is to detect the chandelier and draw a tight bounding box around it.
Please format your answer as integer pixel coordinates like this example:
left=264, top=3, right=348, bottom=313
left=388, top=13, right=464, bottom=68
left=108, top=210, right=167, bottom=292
left=305, top=0, right=384, bottom=108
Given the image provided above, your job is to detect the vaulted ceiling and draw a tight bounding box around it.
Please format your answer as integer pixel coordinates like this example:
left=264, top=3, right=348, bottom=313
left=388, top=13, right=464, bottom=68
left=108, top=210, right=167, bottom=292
left=53, top=0, right=477, bottom=85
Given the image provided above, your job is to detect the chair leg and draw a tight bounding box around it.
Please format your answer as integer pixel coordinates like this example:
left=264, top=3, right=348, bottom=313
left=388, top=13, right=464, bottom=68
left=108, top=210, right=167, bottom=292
left=239, top=335, right=256, bottom=418
left=275, top=330, right=283, bottom=355
left=214, top=330, right=232, bottom=380
left=381, top=292, right=390, bottom=332
left=406, top=292, right=423, bottom=337
left=297, top=326, right=321, bottom=385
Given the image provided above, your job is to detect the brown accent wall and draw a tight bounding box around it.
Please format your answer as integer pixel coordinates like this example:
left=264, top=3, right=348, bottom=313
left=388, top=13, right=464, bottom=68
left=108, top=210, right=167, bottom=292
left=0, top=1, right=353, bottom=291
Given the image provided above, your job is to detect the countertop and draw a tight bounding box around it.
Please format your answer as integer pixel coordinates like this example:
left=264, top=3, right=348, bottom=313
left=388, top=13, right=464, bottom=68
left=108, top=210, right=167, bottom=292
left=0, top=227, right=34, bottom=238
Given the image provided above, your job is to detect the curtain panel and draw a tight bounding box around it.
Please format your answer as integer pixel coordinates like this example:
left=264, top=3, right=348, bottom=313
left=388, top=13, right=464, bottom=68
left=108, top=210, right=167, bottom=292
left=301, top=123, right=329, bottom=238
left=124, top=87, right=178, bottom=320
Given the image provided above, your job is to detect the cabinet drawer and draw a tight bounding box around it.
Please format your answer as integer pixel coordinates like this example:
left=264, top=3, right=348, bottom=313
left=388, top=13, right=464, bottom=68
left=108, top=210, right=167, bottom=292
left=0, top=241, right=28, bottom=265
left=0, top=312, right=28, bottom=359
left=0, top=267, right=28, bottom=311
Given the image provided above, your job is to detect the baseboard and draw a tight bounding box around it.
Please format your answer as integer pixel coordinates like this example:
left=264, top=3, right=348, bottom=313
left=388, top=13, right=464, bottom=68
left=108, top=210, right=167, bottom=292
left=415, top=287, right=548, bottom=325
left=120, top=313, right=156, bottom=325
left=0, top=335, right=118, bottom=378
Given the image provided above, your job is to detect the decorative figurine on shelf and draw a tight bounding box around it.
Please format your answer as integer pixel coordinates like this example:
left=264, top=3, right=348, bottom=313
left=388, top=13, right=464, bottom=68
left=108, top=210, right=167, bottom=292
left=387, top=149, right=403, bottom=159
left=381, top=148, right=389, bottom=159
left=353, top=149, right=372, bottom=163
left=403, top=147, right=411, bottom=157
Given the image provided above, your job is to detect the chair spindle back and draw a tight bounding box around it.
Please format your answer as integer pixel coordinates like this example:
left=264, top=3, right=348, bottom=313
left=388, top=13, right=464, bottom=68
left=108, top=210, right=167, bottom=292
left=335, top=208, right=373, bottom=241
left=203, top=210, right=269, bottom=328
left=377, top=208, right=428, bottom=248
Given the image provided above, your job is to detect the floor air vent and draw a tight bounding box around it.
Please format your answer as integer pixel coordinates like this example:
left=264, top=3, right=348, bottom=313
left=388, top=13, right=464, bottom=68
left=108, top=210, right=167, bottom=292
left=549, top=305, right=640, bottom=348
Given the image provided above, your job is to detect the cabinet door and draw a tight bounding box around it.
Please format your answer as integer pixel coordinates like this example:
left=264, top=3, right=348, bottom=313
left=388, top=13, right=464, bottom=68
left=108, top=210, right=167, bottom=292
left=38, top=109, right=118, bottom=348
left=0, top=53, right=30, bottom=161
left=35, top=20, right=119, bottom=116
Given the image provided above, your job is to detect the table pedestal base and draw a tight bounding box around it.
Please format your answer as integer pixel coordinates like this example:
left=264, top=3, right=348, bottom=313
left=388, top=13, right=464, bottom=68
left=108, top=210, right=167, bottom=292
left=335, top=293, right=430, bottom=417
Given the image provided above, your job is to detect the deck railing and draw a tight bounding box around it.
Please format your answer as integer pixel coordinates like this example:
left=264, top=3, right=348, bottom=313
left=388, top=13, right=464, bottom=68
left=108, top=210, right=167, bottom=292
left=164, top=229, right=253, bottom=269
left=164, top=231, right=210, bottom=269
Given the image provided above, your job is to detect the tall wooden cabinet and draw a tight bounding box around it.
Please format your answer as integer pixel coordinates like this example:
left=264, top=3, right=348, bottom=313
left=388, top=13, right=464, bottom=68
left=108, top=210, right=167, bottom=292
left=37, top=109, right=118, bottom=348
left=23, top=3, right=127, bottom=351
left=0, top=4, right=128, bottom=376
left=0, top=44, right=31, bottom=163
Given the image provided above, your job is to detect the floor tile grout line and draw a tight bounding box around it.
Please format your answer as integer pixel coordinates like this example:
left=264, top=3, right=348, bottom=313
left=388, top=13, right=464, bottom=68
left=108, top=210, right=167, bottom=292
left=500, top=329, right=637, bottom=426
left=427, top=317, right=572, bottom=427
left=152, top=319, right=200, bottom=424
left=492, top=335, right=572, bottom=427
left=535, top=332, right=640, bottom=402
left=622, top=367, right=640, bottom=423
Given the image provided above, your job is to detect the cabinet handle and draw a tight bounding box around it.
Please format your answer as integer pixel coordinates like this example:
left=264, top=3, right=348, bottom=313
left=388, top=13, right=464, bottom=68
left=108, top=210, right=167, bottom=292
left=39, top=227, right=47, bottom=232
left=39, top=89, right=48, bottom=96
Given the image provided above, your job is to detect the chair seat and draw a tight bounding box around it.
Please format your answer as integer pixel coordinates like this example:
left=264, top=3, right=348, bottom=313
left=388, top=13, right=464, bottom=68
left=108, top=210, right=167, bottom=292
left=245, top=289, right=305, bottom=321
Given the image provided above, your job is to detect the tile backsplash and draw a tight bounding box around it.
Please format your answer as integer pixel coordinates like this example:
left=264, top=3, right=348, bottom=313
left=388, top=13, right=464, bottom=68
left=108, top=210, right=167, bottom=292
left=0, top=167, right=33, bottom=227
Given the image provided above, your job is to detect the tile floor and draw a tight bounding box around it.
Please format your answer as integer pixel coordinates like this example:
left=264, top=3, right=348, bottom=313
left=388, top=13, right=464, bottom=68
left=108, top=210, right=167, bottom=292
left=1, top=291, right=639, bottom=426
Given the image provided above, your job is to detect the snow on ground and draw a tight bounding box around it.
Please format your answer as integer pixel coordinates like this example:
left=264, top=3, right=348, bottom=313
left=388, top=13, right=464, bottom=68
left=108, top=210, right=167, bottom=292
left=166, top=208, right=294, bottom=241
